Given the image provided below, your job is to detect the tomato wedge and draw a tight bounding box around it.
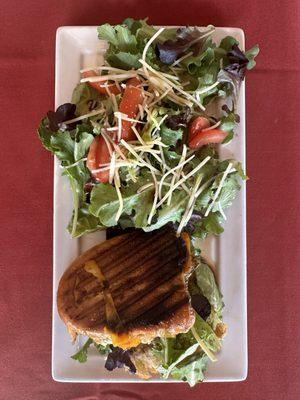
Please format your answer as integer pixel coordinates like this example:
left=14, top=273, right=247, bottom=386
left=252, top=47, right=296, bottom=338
left=82, top=70, right=121, bottom=96
left=87, top=135, right=111, bottom=183
left=189, top=129, right=227, bottom=149
left=86, top=77, right=143, bottom=182
left=119, top=77, right=144, bottom=141
left=188, top=116, right=210, bottom=141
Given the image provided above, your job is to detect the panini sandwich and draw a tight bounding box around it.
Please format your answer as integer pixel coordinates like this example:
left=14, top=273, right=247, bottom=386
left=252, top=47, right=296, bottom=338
left=58, top=226, right=195, bottom=349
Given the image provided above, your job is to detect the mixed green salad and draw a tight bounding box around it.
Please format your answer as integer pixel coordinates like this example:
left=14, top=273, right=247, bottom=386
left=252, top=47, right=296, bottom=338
left=38, top=19, right=258, bottom=385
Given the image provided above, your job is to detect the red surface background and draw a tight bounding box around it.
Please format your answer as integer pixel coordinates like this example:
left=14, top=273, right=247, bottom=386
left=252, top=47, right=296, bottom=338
left=1, top=1, right=300, bottom=399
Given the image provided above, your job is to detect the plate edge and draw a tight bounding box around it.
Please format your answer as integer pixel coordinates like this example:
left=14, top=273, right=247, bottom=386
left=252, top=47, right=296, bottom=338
left=52, top=25, right=248, bottom=383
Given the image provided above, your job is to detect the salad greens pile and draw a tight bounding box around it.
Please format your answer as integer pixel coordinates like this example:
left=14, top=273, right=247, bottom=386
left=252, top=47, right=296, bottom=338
left=37, top=18, right=259, bottom=385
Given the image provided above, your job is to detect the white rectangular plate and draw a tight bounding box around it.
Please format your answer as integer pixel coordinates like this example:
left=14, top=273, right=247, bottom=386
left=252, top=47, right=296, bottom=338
left=52, top=26, right=247, bottom=383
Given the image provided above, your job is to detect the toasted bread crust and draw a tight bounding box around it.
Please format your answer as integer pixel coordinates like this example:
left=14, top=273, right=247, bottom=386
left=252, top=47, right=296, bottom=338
left=57, top=227, right=195, bottom=347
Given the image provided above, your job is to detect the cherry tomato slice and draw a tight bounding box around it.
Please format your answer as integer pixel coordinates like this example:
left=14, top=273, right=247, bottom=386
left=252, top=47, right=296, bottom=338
left=119, top=77, right=144, bottom=141
left=82, top=70, right=121, bottom=96
left=87, top=135, right=111, bottom=183
left=189, top=129, right=227, bottom=149
left=188, top=117, right=210, bottom=141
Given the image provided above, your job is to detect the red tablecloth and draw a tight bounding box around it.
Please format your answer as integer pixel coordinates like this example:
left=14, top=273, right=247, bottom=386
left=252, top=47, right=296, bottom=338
left=1, top=1, right=300, bottom=399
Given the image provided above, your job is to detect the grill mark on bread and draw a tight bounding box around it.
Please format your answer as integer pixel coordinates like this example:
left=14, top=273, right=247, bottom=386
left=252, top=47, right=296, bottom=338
left=93, top=229, right=164, bottom=272
left=68, top=243, right=176, bottom=310
left=75, top=284, right=187, bottom=330
left=65, top=234, right=135, bottom=282
left=72, top=237, right=181, bottom=311
left=67, top=230, right=177, bottom=300
left=127, top=294, right=189, bottom=327
left=57, top=226, right=195, bottom=339
left=69, top=264, right=183, bottom=330
left=67, top=229, right=175, bottom=296
left=116, top=263, right=181, bottom=315
left=83, top=240, right=178, bottom=300
left=97, top=235, right=175, bottom=284
left=94, top=229, right=174, bottom=278
left=120, top=283, right=184, bottom=326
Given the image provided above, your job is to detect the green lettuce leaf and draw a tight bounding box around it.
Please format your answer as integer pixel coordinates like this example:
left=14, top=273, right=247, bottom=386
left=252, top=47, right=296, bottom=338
left=122, top=18, right=143, bottom=34
left=143, top=191, right=188, bottom=232
left=170, top=354, right=208, bottom=386
left=97, top=20, right=163, bottom=70
left=220, top=111, right=236, bottom=132
left=38, top=117, right=76, bottom=162
left=192, top=212, right=224, bottom=239
left=71, top=83, right=103, bottom=116
left=219, top=36, right=239, bottom=52
left=98, top=24, right=138, bottom=52
left=37, top=118, right=95, bottom=236
left=155, top=335, right=208, bottom=386
left=194, top=261, right=224, bottom=313
left=38, top=118, right=94, bottom=166
left=159, top=342, right=200, bottom=378
left=37, top=117, right=56, bottom=152
left=74, top=131, right=94, bottom=161
left=190, top=158, right=244, bottom=238
left=68, top=204, right=105, bottom=237
left=94, top=342, right=111, bottom=355
left=160, top=124, right=183, bottom=146
left=97, top=23, right=141, bottom=69
left=71, top=338, right=93, bottom=363
left=181, top=47, right=215, bottom=75
left=89, top=175, right=155, bottom=227
left=179, top=36, right=244, bottom=105
left=234, top=161, right=248, bottom=180
left=135, top=20, right=177, bottom=43
left=193, top=313, right=221, bottom=352
left=71, top=338, right=110, bottom=363
left=245, top=45, right=260, bottom=69
left=105, top=52, right=141, bottom=70
left=51, top=131, right=75, bottom=163
left=212, top=173, right=241, bottom=211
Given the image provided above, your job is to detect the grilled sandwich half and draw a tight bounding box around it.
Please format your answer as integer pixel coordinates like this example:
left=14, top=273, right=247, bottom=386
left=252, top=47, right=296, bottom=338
left=57, top=226, right=195, bottom=350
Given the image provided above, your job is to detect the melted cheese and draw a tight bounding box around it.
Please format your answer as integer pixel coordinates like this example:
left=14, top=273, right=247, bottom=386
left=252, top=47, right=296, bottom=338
left=108, top=331, right=141, bottom=349
left=84, top=260, right=141, bottom=350
left=84, top=260, right=122, bottom=330
left=181, top=232, right=193, bottom=274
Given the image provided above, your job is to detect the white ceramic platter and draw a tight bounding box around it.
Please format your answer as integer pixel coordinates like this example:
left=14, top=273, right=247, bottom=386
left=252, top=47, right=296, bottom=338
left=52, top=26, right=247, bottom=383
